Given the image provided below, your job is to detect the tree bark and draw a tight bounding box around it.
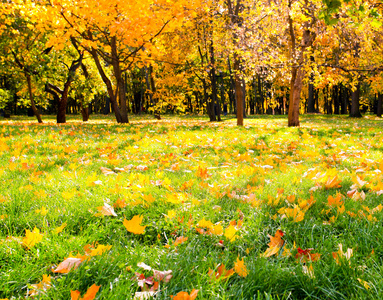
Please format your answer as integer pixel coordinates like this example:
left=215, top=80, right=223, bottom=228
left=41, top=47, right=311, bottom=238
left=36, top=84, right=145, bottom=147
left=349, top=81, right=362, bottom=118
left=377, top=93, right=382, bottom=117
left=26, top=73, right=43, bottom=123
left=234, top=53, right=243, bottom=126
left=89, top=45, right=122, bottom=123
left=287, top=0, right=315, bottom=127
left=81, top=104, right=89, bottom=121
left=110, top=37, right=129, bottom=123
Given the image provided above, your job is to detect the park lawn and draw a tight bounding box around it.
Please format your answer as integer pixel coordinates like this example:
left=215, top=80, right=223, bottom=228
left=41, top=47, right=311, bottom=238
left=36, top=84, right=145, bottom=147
left=0, top=114, right=383, bottom=299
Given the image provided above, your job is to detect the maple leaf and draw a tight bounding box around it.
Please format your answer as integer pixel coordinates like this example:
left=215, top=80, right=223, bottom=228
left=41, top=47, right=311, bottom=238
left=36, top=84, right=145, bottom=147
left=96, top=203, right=117, bottom=217
left=123, top=215, right=147, bottom=234
left=295, top=248, right=321, bottom=263
left=53, top=257, right=83, bottom=273
left=22, top=227, right=43, bottom=249
left=324, top=176, right=342, bottom=189
left=262, top=230, right=284, bottom=258
left=89, top=244, right=112, bottom=256
left=234, top=257, right=248, bottom=277
left=164, top=209, right=176, bottom=220
left=173, top=236, right=188, bottom=247
left=71, top=284, right=100, bottom=300
left=224, top=225, right=238, bottom=242
left=327, top=193, right=344, bottom=207
left=28, top=274, right=51, bottom=296
left=278, top=206, right=305, bottom=222
left=54, top=222, right=67, bottom=234
left=196, top=218, right=213, bottom=229
left=35, top=206, right=48, bottom=216
left=170, top=289, right=199, bottom=300
left=208, top=264, right=235, bottom=280
left=113, top=198, right=128, bottom=208
left=195, top=166, right=210, bottom=179
left=209, top=223, right=223, bottom=236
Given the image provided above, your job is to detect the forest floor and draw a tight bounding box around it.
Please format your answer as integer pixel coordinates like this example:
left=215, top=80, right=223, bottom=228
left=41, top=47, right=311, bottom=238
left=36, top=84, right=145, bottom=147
left=0, top=114, right=383, bottom=299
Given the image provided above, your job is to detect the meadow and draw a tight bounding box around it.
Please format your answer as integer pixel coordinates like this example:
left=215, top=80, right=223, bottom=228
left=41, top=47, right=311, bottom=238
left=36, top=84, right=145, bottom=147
left=0, top=114, right=382, bottom=300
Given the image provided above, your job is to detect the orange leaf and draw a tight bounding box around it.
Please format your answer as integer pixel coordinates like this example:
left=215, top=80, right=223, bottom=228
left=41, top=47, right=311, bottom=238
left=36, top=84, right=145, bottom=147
left=234, top=257, right=248, bottom=277
left=327, top=193, right=343, bottom=207
left=171, top=289, right=199, bottom=300
left=208, top=264, right=234, bottom=280
left=81, top=284, right=100, bottom=300
left=123, top=215, right=147, bottom=234
left=71, top=284, right=100, bottom=300
left=295, top=248, right=321, bottom=263
left=71, top=290, right=81, bottom=300
left=262, top=230, right=284, bottom=257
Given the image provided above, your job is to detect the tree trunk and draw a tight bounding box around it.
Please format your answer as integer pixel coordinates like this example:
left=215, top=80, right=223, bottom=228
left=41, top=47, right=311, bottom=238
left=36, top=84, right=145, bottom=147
left=377, top=93, right=382, bottom=117
left=349, top=81, right=362, bottom=118
left=89, top=44, right=122, bottom=123
left=25, top=73, right=43, bottom=123
left=111, top=37, right=129, bottom=123
left=81, top=104, right=89, bottom=121
left=234, top=53, right=243, bottom=126
left=288, top=66, right=302, bottom=126
left=307, top=82, right=315, bottom=113
left=258, top=74, right=264, bottom=114
left=333, top=85, right=340, bottom=114
left=287, top=0, right=315, bottom=127
left=307, top=56, right=315, bottom=113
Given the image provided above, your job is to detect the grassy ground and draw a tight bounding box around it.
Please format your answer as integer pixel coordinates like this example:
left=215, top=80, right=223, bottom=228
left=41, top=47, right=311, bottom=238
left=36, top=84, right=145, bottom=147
left=0, top=114, right=382, bottom=299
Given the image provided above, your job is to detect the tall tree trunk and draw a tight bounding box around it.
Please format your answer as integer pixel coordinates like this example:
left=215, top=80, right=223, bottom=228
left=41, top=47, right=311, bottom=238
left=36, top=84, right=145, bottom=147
left=349, top=81, right=362, bottom=118
left=307, top=56, right=315, bottom=113
left=234, top=53, right=243, bottom=126
left=377, top=93, right=382, bottom=117
left=258, top=74, right=264, bottom=114
left=287, top=0, right=315, bottom=127
left=307, top=82, right=315, bottom=113
left=288, top=66, right=302, bottom=126
left=81, top=103, right=89, bottom=121
left=333, top=85, right=340, bottom=114
left=89, top=46, right=122, bottom=123
left=340, top=85, right=347, bottom=114
left=111, top=37, right=129, bottom=123
left=25, top=73, right=43, bottom=123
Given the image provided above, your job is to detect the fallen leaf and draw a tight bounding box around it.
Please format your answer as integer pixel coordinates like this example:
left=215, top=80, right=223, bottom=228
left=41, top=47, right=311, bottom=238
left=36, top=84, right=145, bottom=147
left=171, top=289, right=199, bottom=300
left=53, top=257, right=83, bottom=273
left=71, top=284, right=100, bottom=300
left=208, top=264, right=235, bottom=280
left=262, top=230, right=284, bottom=257
left=123, top=215, right=147, bottom=234
left=96, top=203, right=118, bottom=217
left=22, top=227, right=43, bottom=249
left=234, top=257, right=248, bottom=277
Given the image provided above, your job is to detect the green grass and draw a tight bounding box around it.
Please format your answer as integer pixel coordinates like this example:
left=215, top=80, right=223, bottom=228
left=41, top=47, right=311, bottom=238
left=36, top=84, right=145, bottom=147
left=0, top=114, right=383, bottom=299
